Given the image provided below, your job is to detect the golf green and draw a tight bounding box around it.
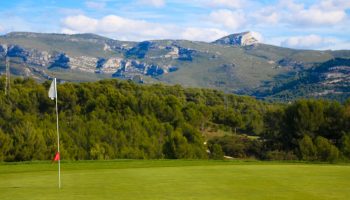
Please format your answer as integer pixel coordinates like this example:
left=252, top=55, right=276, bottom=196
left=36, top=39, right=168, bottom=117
left=0, top=160, right=349, bottom=200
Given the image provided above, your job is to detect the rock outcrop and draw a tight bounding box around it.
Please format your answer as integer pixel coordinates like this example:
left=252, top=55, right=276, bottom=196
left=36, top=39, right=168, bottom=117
left=213, top=31, right=258, bottom=46
left=50, top=53, right=70, bottom=69
left=125, top=41, right=153, bottom=59
left=0, top=44, right=8, bottom=57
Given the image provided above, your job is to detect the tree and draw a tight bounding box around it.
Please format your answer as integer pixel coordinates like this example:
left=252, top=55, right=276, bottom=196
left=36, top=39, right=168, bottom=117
left=282, top=100, right=325, bottom=150
left=163, top=130, right=190, bottom=159
left=298, top=135, right=316, bottom=161
left=2, top=77, right=350, bottom=162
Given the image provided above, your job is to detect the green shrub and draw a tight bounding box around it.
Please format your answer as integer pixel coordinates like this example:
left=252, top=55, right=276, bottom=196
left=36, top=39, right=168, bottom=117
left=298, top=135, right=316, bottom=161
left=265, top=150, right=297, bottom=161
left=315, top=136, right=339, bottom=163
left=209, top=144, right=224, bottom=160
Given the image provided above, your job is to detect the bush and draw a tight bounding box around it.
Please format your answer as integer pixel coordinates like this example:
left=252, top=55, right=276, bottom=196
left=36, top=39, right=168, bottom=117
left=209, top=143, right=224, bottom=160
left=208, top=135, right=263, bottom=159
left=298, top=135, right=316, bottom=161
left=265, top=150, right=297, bottom=161
left=315, top=136, right=339, bottom=163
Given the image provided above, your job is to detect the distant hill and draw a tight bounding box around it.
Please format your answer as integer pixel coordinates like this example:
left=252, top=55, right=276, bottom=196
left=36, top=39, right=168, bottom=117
left=253, top=58, right=350, bottom=102
left=0, top=31, right=350, bottom=101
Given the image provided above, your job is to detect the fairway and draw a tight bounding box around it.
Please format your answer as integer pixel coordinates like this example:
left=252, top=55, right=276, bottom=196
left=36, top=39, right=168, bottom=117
left=0, top=160, right=349, bottom=200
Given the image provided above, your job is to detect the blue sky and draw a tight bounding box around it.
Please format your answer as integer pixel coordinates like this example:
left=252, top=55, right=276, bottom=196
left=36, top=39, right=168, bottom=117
left=0, top=0, right=349, bottom=50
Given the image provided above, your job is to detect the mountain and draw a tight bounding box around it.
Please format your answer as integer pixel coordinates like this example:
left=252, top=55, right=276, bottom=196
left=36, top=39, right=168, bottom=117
left=0, top=31, right=350, bottom=101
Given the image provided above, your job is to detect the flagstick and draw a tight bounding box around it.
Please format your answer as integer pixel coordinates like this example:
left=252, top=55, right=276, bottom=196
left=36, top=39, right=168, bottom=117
left=55, top=78, right=61, bottom=189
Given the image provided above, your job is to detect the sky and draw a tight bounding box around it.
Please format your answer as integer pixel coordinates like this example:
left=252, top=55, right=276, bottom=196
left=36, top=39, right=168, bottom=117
left=0, top=0, right=349, bottom=50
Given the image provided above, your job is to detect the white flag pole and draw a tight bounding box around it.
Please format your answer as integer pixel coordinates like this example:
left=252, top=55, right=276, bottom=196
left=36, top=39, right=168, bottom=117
left=54, top=78, right=61, bottom=189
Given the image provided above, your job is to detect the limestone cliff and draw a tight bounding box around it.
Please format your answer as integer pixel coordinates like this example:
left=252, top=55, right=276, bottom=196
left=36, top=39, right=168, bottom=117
left=213, top=31, right=258, bottom=46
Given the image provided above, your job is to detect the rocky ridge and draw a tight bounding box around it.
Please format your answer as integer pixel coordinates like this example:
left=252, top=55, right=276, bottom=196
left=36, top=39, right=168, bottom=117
left=0, top=39, right=185, bottom=79
left=213, top=31, right=259, bottom=46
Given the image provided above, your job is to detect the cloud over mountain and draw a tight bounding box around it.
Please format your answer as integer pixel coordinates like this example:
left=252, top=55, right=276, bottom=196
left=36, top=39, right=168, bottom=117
left=62, top=14, right=171, bottom=40
left=209, top=9, right=245, bottom=30
left=281, top=35, right=337, bottom=49
left=61, top=14, right=226, bottom=42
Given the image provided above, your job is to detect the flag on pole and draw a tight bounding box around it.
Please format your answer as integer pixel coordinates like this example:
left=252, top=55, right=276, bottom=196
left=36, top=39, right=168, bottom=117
left=48, top=78, right=57, bottom=100
left=53, top=152, right=60, bottom=161
left=48, top=78, right=61, bottom=188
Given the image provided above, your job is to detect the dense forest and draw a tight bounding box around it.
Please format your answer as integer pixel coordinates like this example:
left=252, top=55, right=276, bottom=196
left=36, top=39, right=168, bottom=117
left=0, top=77, right=349, bottom=162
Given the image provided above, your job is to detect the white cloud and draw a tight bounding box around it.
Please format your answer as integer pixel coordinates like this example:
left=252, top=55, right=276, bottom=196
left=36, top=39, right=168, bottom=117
left=209, top=0, right=245, bottom=9
left=58, top=8, right=85, bottom=16
left=315, top=0, right=350, bottom=10
left=253, top=7, right=280, bottom=25
left=62, top=15, right=172, bottom=40
left=327, top=41, right=350, bottom=50
left=85, top=1, right=106, bottom=10
left=61, top=14, right=227, bottom=42
left=281, top=35, right=337, bottom=49
left=180, top=27, right=228, bottom=41
left=209, top=9, right=245, bottom=30
left=0, top=16, right=33, bottom=33
left=278, top=0, right=304, bottom=12
left=62, top=15, right=98, bottom=33
left=279, top=0, right=348, bottom=26
left=294, top=8, right=346, bottom=26
left=138, top=0, right=165, bottom=8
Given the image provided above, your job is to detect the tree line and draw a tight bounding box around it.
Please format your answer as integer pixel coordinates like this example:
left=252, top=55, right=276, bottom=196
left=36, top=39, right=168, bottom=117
left=0, top=77, right=349, bottom=162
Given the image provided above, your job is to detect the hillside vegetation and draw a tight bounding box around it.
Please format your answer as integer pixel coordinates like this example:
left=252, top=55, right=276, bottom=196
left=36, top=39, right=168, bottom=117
left=0, top=77, right=350, bottom=162
left=255, top=58, right=350, bottom=102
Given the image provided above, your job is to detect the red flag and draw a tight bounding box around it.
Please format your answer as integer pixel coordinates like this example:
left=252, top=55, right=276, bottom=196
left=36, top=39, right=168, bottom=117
left=53, top=152, right=60, bottom=161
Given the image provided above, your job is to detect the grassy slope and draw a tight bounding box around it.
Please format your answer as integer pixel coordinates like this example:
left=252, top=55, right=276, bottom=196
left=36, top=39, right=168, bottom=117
left=159, top=42, right=284, bottom=91
left=159, top=43, right=338, bottom=92
left=1, top=160, right=349, bottom=200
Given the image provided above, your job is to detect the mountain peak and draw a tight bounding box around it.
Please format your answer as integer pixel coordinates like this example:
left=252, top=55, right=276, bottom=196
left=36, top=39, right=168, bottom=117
left=213, top=31, right=259, bottom=46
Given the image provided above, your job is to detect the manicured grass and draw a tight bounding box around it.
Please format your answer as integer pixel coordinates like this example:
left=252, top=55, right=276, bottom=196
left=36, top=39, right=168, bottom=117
left=0, top=160, right=349, bottom=200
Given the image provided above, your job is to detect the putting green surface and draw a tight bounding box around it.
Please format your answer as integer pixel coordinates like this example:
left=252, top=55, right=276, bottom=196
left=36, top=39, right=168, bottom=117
left=0, top=160, right=349, bottom=200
